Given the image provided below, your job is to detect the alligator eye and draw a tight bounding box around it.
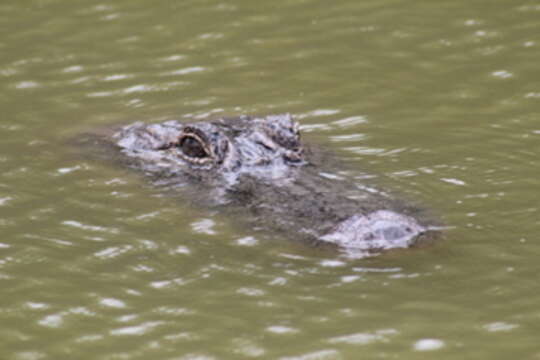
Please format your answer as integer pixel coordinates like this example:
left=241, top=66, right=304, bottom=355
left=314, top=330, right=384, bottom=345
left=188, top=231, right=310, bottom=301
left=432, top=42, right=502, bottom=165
left=179, top=136, right=208, bottom=158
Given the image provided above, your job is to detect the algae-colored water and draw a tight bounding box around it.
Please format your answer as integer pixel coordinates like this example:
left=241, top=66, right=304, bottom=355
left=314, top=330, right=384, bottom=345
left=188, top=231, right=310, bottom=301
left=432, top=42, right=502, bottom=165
left=1, top=0, right=539, bottom=359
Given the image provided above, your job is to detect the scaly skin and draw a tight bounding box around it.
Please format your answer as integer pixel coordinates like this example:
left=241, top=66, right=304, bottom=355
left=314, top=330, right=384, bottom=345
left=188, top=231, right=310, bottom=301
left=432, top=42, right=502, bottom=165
left=112, top=114, right=436, bottom=257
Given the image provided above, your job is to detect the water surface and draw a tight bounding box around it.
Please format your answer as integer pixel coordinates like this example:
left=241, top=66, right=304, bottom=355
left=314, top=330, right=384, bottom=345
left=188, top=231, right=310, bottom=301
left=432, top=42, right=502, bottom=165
left=1, top=0, right=540, bottom=359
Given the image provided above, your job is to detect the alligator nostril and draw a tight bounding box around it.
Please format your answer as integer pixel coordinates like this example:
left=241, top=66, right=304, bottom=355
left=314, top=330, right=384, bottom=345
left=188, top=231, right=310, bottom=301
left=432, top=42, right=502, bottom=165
left=256, top=141, right=274, bottom=151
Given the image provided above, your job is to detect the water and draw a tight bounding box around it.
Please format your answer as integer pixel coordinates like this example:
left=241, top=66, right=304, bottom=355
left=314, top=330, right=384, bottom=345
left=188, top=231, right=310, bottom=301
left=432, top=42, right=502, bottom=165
left=1, top=0, right=539, bottom=358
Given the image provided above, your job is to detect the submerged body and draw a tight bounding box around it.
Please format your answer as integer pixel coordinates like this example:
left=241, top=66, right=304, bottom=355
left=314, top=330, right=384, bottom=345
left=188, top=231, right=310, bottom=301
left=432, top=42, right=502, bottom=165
left=111, top=114, right=435, bottom=257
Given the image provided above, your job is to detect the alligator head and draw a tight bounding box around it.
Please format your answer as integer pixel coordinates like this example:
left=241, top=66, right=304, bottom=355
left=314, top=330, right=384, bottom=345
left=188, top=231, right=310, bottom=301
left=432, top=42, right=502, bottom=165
left=114, top=114, right=304, bottom=182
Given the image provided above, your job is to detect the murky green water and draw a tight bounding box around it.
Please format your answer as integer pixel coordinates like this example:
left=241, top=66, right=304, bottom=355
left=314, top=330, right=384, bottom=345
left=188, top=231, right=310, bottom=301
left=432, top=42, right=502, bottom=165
left=1, top=0, right=540, bottom=358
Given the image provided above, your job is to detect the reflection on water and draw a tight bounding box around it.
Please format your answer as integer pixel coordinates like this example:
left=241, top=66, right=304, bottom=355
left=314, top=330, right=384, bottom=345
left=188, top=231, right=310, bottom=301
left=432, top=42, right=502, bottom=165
left=1, top=0, right=540, bottom=358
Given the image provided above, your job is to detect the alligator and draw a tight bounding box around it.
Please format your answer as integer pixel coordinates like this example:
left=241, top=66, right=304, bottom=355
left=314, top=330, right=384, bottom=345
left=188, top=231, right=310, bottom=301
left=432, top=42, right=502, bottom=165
left=103, top=114, right=438, bottom=257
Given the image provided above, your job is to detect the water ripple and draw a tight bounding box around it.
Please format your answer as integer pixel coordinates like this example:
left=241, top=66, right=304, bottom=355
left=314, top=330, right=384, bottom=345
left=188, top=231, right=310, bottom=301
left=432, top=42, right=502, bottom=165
left=483, top=322, right=519, bottom=332
left=413, top=338, right=445, bottom=351
left=162, top=66, right=206, bottom=76
left=94, top=245, right=133, bottom=259
left=63, top=220, right=119, bottom=234
left=191, top=218, right=217, bottom=235
left=14, top=81, right=41, bottom=89
left=110, top=321, right=165, bottom=336
left=99, top=297, right=127, bottom=309
left=266, top=325, right=299, bottom=334
left=328, top=328, right=398, bottom=345
left=280, top=349, right=340, bottom=360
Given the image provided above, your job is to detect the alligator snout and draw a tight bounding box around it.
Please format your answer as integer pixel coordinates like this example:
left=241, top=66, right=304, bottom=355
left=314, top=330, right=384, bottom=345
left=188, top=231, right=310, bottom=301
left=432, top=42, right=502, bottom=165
left=320, top=210, right=426, bottom=251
